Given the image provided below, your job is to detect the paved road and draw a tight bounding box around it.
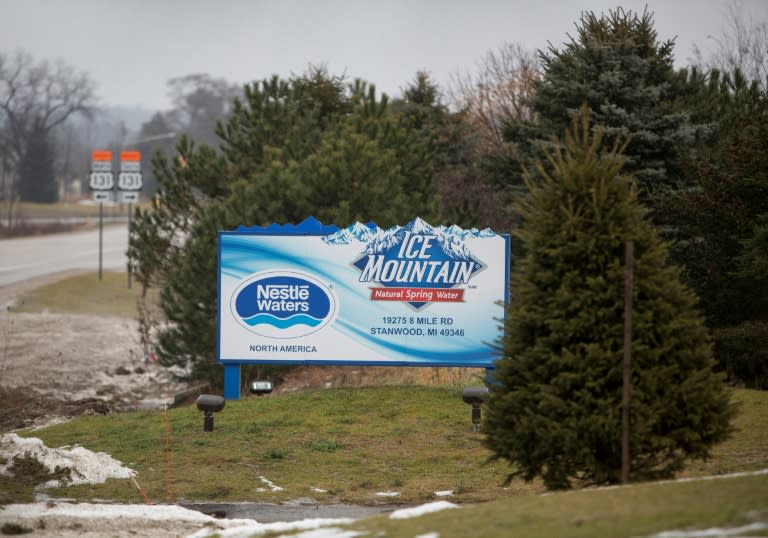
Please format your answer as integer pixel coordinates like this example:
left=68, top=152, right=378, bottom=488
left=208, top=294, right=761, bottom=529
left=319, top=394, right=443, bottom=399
left=0, top=224, right=129, bottom=288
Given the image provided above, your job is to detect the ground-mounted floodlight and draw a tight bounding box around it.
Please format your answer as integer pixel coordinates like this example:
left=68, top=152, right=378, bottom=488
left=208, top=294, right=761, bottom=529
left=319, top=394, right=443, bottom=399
left=250, top=380, right=273, bottom=396
left=462, top=387, right=489, bottom=432
left=196, top=394, right=225, bottom=432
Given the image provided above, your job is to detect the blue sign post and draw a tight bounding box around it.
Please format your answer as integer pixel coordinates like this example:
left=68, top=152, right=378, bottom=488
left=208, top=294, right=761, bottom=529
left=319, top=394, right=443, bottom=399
left=217, top=217, right=510, bottom=399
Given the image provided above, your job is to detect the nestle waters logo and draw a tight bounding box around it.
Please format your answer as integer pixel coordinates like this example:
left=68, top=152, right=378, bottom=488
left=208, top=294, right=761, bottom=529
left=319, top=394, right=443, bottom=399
left=231, top=271, right=337, bottom=339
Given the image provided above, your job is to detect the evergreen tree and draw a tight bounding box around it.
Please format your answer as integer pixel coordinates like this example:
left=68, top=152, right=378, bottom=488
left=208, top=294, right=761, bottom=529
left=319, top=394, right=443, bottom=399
left=661, top=88, right=768, bottom=388
left=129, top=68, right=439, bottom=384
left=394, top=71, right=507, bottom=229
left=484, top=108, right=734, bottom=489
left=663, top=90, right=768, bottom=327
left=18, top=124, right=58, bottom=203
left=503, top=8, right=695, bottom=205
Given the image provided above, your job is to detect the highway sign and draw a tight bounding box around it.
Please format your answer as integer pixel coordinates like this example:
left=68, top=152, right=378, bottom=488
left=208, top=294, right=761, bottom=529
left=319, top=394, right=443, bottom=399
left=91, top=150, right=113, bottom=173
left=120, top=150, right=141, bottom=172
left=93, top=191, right=113, bottom=203
left=118, top=171, right=143, bottom=191
left=89, top=171, right=114, bottom=190
left=118, top=150, right=142, bottom=191
left=118, top=191, right=139, bottom=204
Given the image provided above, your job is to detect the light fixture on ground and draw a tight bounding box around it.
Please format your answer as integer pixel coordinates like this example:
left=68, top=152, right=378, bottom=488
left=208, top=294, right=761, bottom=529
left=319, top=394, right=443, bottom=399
left=250, top=380, right=273, bottom=396
left=462, top=387, right=489, bottom=432
left=196, top=394, right=225, bottom=432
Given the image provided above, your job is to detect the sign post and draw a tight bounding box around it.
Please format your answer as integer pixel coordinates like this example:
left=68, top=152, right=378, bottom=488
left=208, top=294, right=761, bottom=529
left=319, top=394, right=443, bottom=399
left=89, top=150, right=114, bottom=280
left=118, top=151, right=142, bottom=289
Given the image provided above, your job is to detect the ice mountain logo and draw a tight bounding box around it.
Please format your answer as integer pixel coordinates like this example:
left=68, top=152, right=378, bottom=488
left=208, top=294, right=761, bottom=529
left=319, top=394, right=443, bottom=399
left=231, top=271, right=337, bottom=339
left=331, top=218, right=487, bottom=310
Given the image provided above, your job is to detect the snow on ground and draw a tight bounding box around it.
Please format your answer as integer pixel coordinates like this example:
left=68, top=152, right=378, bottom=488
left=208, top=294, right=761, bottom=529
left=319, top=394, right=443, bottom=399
left=257, top=475, right=285, bottom=492
left=0, top=502, right=359, bottom=538
left=187, top=516, right=359, bottom=538
left=374, top=490, right=400, bottom=497
left=389, top=501, right=459, bottom=520
left=0, top=432, right=449, bottom=536
left=0, top=433, right=134, bottom=486
left=649, top=522, right=768, bottom=537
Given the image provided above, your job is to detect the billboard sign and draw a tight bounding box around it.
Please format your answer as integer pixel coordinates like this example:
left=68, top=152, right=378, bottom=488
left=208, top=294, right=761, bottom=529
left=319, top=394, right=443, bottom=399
left=218, top=217, right=509, bottom=368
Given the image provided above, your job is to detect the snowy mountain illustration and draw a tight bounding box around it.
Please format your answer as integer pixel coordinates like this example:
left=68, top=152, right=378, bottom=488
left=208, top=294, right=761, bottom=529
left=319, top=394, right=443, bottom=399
left=322, top=221, right=378, bottom=245
left=322, top=217, right=496, bottom=258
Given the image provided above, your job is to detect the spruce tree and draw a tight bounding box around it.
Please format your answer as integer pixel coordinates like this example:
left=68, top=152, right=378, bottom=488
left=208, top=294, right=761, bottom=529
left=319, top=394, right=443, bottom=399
left=502, top=8, right=695, bottom=204
left=484, top=108, right=734, bottom=489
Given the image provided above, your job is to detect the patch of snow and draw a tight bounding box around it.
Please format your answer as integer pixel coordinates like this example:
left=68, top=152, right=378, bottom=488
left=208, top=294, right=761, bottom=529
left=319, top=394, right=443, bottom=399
left=434, top=490, right=454, bottom=497
left=415, top=533, right=441, bottom=538
left=375, top=491, right=400, bottom=497
left=649, top=522, right=768, bottom=537
left=311, top=487, right=328, bottom=493
left=0, top=502, right=357, bottom=538
left=259, top=475, right=285, bottom=491
left=277, top=528, right=367, bottom=538
left=571, top=468, right=768, bottom=496
left=0, top=433, right=135, bottom=486
left=0, top=502, right=212, bottom=523
left=389, top=501, right=459, bottom=520
left=657, top=467, right=768, bottom=484
left=188, top=516, right=358, bottom=538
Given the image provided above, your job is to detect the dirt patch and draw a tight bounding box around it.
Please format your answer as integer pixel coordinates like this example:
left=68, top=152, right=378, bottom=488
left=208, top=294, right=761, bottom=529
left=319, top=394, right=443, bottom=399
left=0, top=305, right=195, bottom=432
left=275, top=364, right=484, bottom=394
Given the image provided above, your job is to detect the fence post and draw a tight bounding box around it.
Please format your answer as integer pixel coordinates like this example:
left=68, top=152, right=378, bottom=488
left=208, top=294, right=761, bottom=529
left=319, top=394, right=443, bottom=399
left=622, top=240, right=634, bottom=484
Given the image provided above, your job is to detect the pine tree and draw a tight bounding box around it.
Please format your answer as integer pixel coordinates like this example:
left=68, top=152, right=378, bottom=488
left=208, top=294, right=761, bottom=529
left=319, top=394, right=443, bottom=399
left=394, top=71, right=508, bottom=230
left=18, top=125, right=58, bottom=203
left=484, top=108, right=734, bottom=489
left=503, top=8, right=695, bottom=204
left=665, top=91, right=768, bottom=388
left=129, top=68, right=440, bottom=385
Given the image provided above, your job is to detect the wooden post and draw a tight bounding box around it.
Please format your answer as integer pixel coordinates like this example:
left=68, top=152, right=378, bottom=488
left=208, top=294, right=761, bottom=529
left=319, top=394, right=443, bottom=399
left=622, top=240, right=634, bottom=484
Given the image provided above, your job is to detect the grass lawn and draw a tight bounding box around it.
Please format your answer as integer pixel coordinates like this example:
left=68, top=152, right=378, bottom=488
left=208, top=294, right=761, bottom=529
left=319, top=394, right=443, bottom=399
left=7, top=271, right=149, bottom=318
left=13, top=201, right=146, bottom=219
left=3, top=272, right=766, bottom=536
left=2, top=387, right=765, bottom=536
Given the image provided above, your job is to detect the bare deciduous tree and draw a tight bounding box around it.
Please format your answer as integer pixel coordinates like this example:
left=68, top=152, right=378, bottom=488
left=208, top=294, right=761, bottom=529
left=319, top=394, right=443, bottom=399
left=693, top=0, right=768, bottom=90
left=448, top=42, right=539, bottom=157
left=164, top=73, right=242, bottom=148
left=0, top=50, right=96, bottom=223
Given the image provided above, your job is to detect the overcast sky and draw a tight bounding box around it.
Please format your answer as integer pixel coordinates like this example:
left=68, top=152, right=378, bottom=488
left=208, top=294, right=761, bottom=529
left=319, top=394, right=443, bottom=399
left=1, top=0, right=766, bottom=111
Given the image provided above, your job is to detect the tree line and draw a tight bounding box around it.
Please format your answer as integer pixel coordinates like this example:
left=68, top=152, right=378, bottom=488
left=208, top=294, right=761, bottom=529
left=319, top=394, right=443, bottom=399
left=125, top=5, right=766, bottom=488
left=2, top=3, right=766, bottom=489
